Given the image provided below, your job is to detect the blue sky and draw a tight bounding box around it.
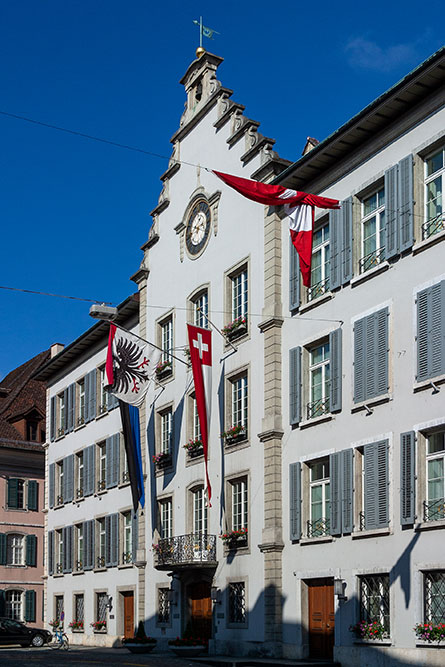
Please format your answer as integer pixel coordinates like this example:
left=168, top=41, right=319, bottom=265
left=0, top=0, right=443, bottom=378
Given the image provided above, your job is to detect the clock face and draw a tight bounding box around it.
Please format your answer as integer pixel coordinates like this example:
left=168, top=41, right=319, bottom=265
left=185, top=200, right=211, bottom=256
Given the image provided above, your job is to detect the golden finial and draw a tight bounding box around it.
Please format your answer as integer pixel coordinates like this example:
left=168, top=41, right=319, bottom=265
left=196, top=46, right=205, bottom=59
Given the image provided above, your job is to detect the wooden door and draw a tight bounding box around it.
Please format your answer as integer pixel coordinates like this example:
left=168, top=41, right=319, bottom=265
left=187, top=582, right=212, bottom=640
left=308, top=578, right=334, bottom=659
left=122, top=592, right=134, bottom=639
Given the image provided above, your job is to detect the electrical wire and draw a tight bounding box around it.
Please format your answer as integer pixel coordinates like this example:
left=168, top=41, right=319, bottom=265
left=0, top=285, right=112, bottom=305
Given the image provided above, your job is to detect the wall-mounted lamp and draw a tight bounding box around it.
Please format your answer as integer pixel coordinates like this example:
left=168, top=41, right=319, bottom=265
left=105, top=595, right=113, bottom=611
left=167, top=590, right=178, bottom=606
left=211, top=586, right=222, bottom=604
left=334, top=578, right=347, bottom=601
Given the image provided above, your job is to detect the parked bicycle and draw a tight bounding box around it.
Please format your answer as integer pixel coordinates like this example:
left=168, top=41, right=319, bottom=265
left=49, top=626, right=69, bottom=650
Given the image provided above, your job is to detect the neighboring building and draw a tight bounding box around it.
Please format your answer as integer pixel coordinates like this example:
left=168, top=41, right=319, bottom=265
left=0, top=348, right=51, bottom=626
left=35, top=295, right=141, bottom=646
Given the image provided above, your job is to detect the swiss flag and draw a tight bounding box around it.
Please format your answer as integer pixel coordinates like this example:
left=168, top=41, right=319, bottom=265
left=187, top=324, right=212, bottom=505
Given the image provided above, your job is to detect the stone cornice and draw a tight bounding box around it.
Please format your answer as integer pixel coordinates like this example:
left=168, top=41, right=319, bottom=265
left=213, top=97, right=244, bottom=130
left=257, top=316, right=284, bottom=332
left=227, top=117, right=260, bottom=148
left=258, top=541, right=285, bottom=553
left=170, top=86, right=232, bottom=144
left=130, top=267, right=149, bottom=284
left=258, top=429, right=284, bottom=443
left=251, top=157, right=292, bottom=183
left=241, top=133, right=276, bottom=166
left=149, top=198, right=169, bottom=218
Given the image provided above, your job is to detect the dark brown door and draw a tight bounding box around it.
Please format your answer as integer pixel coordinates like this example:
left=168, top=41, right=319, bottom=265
left=187, top=582, right=212, bottom=640
left=122, top=592, right=134, bottom=639
left=308, top=578, right=334, bottom=659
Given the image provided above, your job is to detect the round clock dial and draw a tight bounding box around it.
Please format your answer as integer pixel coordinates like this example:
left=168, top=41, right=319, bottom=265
left=185, top=200, right=211, bottom=256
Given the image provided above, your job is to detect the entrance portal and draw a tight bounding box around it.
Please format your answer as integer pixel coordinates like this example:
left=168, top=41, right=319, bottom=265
left=187, top=581, right=212, bottom=640
left=307, top=578, right=334, bottom=659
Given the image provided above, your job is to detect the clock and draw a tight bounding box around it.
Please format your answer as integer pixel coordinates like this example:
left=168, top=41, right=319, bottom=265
left=185, top=199, right=211, bottom=256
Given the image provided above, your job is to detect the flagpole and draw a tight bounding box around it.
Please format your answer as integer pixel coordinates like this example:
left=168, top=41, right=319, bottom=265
left=199, top=16, right=203, bottom=48
left=113, top=323, right=189, bottom=367
left=197, top=307, right=238, bottom=352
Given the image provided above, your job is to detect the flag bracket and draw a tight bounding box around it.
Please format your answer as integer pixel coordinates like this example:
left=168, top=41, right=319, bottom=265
left=197, top=307, right=238, bottom=353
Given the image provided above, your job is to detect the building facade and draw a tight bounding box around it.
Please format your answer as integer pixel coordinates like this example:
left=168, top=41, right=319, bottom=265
left=0, top=348, right=50, bottom=627
left=36, top=296, right=142, bottom=646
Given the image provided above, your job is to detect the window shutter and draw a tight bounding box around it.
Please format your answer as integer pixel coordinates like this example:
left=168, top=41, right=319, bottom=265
left=416, top=282, right=445, bottom=382
left=364, top=440, right=389, bottom=529
left=105, top=515, right=112, bottom=567
left=50, top=396, right=56, bottom=441
left=329, top=328, right=342, bottom=412
left=400, top=431, right=416, bottom=525
left=85, top=369, right=97, bottom=423
left=48, top=531, right=54, bottom=575
left=106, top=435, right=119, bottom=489
left=108, top=391, right=119, bottom=411
left=417, top=286, right=430, bottom=382
left=341, top=197, right=353, bottom=284
left=385, top=164, right=399, bottom=259
left=62, top=388, right=69, bottom=433
left=67, top=383, right=75, bottom=433
left=367, top=308, right=389, bottom=399
left=132, top=511, right=138, bottom=562
left=7, top=478, right=19, bottom=509
left=341, top=449, right=354, bottom=533
left=353, top=317, right=365, bottom=403
left=25, top=590, right=36, bottom=623
left=289, top=240, right=300, bottom=311
left=84, top=520, right=95, bottom=571
left=27, top=480, right=38, bottom=511
left=289, top=347, right=301, bottom=425
left=0, top=534, right=6, bottom=565
left=26, top=534, right=37, bottom=567
left=0, top=590, right=5, bottom=616
left=329, top=452, right=341, bottom=536
left=64, top=454, right=74, bottom=503
left=106, top=513, right=119, bottom=567
left=329, top=208, right=341, bottom=290
left=289, top=462, right=301, bottom=540
left=398, top=154, right=414, bottom=253
left=49, top=463, right=55, bottom=509
left=83, top=445, right=96, bottom=497
left=62, top=526, right=73, bottom=573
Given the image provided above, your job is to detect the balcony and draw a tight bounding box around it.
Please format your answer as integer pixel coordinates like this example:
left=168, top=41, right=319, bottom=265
left=153, top=533, right=217, bottom=571
left=307, top=397, right=330, bottom=420
left=308, top=277, right=329, bottom=302
left=359, top=247, right=385, bottom=274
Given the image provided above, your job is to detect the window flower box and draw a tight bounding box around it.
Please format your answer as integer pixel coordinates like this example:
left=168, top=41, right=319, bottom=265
left=222, top=317, right=247, bottom=341
left=221, top=425, right=247, bottom=445
left=183, top=438, right=204, bottom=458
left=69, top=620, right=84, bottom=632
left=155, top=360, right=172, bottom=380
left=349, top=621, right=389, bottom=640
left=91, top=621, right=107, bottom=633
left=152, top=452, right=172, bottom=469
left=414, top=622, right=445, bottom=643
left=220, top=527, right=248, bottom=547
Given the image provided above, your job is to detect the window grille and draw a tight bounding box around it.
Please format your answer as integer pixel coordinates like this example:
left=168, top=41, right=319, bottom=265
left=75, top=594, right=84, bottom=623
left=425, top=571, right=445, bottom=624
left=158, top=588, right=170, bottom=624
left=359, top=574, right=390, bottom=633
left=97, top=592, right=108, bottom=623
left=229, top=582, right=246, bottom=624
left=55, top=595, right=64, bottom=624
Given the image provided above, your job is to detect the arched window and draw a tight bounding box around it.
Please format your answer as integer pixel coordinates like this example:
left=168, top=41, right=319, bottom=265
left=6, top=590, right=23, bottom=620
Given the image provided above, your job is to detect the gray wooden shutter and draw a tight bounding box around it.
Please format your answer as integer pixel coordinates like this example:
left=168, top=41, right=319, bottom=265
left=398, top=154, right=414, bottom=253
left=289, top=462, right=301, bottom=540
left=64, top=454, right=74, bottom=503
left=417, top=281, right=445, bottom=382
left=85, top=369, right=97, bottom=423
left=341, top=449, right=354, bottom=533
left=289, top=239, right=300, bottom=311
left=105, top=515, right=112, bottom=567
left=106, top=514, right=119, bottom=567
left=341, top=197, right=353, bottom=284
left=400, top=431, right=416, bottom=525
left=132, top=511, right=138, bottom=562
left=385, top=163, right=399, bottom=259
left=84, top=445, right=96, bottom=497
left=24, top=590, right=36, bottom=623
left=354, top=309, right=388, bottom=403
left=0, top=534, right=6, bottom=565
left=67, top=383, right=75, bottom=433
left=329, top=328, right=342, bottom=412
left=62, top=388, right=69, bottom=433
left=108, top=391, right=119, bottom=411
left=48, top=530, right=54, bottom=575
left=106, top=435, right=119, bottom=489
left=353, top=317, right=365, bottom=403
left=50, top=396, right=56, bottom=441
left=26, top=534, right=37, bottom=567
left=372, top=308, right=389, bottom=399
left=329, top=452, right=341, bottom=536
left=364, top=440, right=389, bottom=530
left=84, top=520, right=95, bottom=570
left=49, top=464, right=55, bottom=509
left=7, top=478, right=19, bottom=509
left=27, top=480, right=38, bottom=511
left=106, top=437, right=113, bottom=489
left=329, top=208, right=341, bottom=290
left=289, top=347, right=301, bottom=425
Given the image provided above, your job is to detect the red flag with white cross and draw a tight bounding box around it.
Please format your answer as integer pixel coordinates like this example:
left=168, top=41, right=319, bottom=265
left=187, top=324, right=212, bottom=506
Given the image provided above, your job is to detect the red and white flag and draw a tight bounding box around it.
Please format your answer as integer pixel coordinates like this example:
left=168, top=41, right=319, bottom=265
left=187, top=324, right=212, bottom=506
left=106, top=324, right=161, bottom=408
left=213, top=170, right=340, bottom=287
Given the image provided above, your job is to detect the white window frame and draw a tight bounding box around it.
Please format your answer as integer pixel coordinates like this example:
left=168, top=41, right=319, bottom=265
left=98, top=518, right=106, bottom=567
left=193, top=290, right=209, bottom=328
left=192, top=486, right=208, bottom=535
left=360, top=187, right=385, bottom=273
left=98, top=365, right=108, bottom=414
left=98, top=442, right=106, bottom=491
left=7, top=534, right=24, bottom=566
left=424, top=146, right=445, bottom=239
left=76, top=451, right=84, bottom=499
left=231, top=374, right=248, bottom=430
left=58, top=392, right=66, bottom=436
left=309, top=221, right=330, bottom=301
left=231, top=267, right=248, bottom=322
left=159, top=498, right=173, bottom=539
left=5, top=590, right=23, bottom=620
left=161, top=318, right=173, bottom=364
left=231, top=478, right=248, bottom=532
left=307, top=340, right=330, bottom=419
left=426, top=431, right=445, bottom=521
left=122, top=511, right=132, bottom=564
left=161, top=410, right=173, bottom=455
left=75, top=523, right=83, bottom=571
left=308, top=459, right=330, bottom=537
left=77, top=378, right=85, bottom=426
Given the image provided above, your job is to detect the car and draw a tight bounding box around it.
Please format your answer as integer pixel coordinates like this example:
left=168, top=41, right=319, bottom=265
left=0, top=617, right=52, bottom=647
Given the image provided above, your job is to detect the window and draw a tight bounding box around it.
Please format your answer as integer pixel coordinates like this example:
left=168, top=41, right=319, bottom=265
left=423, top=147, right=444, bottom=239
left=97, top=518, right=106, bottom=568
left=98, top=442, right=106, bottom=491
left=359, top=574, right=390, bottom=635
left=358, top=440, right=389, bottom=531
left=231, top=478, right=248, bottom=534
left=6, top=591, right=23, bottom=620
left=57, top=461, right=64, bottom=505
left=76, top=451, right=84, bottom=499
left=77, top=378, right=85, bottom=426
left=192, top=486, right=208, bottom=535
left=161, top=410, right=173, bottom=455
left=157, top=587, right=170, bottom=625
left=56, top=530, right=63, bottom=573
left=160, top=317, right=173, bottom=365
left=425, top=431, right=445, bottom=521
left=309, top=221, right=330, bottom=300
left=55, top=595, right=64, bottom=624
left=159, top=498, right=173, bottom=539
left=74, top=593, right=84, bottom=626
left=27, top=421, right=38, bottom=441
left=225, top=263, right=248, bottom=340
left=417, top=280, right=445, bottom=383
left=307, top=341, right=330, bottom=419
left=228, top=582, right=247, bottom=625
left=75, top=523, right=83, bottom=571
left=96, top=592, right=108, bottom=625
left=58, top=392, right=66, bottom=436
left=424, top=571, right=445, bottom=624
left=192, top=290, right=209, bottom=328
left=7, top=478, right=25, bottom=509
left=360, top=188, right=385, bottom=273
left=98, top=366, right=108, bottom=414
left=122, top=511, right=132, bottom=564
left=308, top=460, right=330, bottom=537
left=226, top=372, right=248, bottom=442
left=353, top=308, right=389, bottom=403
left=6, top=534, right=24, bottom=565
left=121, top=442, right=129, bottom=484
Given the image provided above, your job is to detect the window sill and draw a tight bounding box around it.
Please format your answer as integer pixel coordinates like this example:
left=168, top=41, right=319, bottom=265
left=415, top=518, right=445, bottom=531
left=72, top=570, right=84, bottom=576
left=186, top=453, right=204, bottom=467
left=93, top=567, right=107, bottom=573
left=74, top=422, right=86, bottom=432
left=352, top=526, right=391, bottom=539
left=96, top=489, right=107, bottom=496
left=300, top=414, right=333, bottom=429
left=416, top=640, right=445, bottom=647
left=350, top=261, right=390, bottom=288
left=118, top=481, right=131, bottom=489
left=223, top=543, right=250, bottom=556
left=224, top=438, right=250, bottom=453
left=71, top=629, right=84, bottom=633
left=300, top=535, right=333, bottom=545
left=351, top=393, right=391, bottom=414
left=413, top=228, right=445, bottom=255
left=96, top=410, right=109, bottom=421
left=53, top=573, right=64, bottom=578
left=118, top=563, right=133, bottom=570
left=299, top=291, right=333, bottom=313
left=413, top=374, right=445, bottom=393
left=354, top=638, right=392, bottom=646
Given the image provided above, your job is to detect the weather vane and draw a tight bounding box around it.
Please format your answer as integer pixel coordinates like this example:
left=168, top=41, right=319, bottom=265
left=193, top=16, right=219, bottom=57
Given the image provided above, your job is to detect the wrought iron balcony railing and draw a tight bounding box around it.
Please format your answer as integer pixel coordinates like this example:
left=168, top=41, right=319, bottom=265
left=122, top=471, right=130, bottom=484
left=308, top=277, right=330, bottom=302
left=422, top=213, right=445, bottom=240
left=424, top=498, right=445, bottom=522
left=154, top=533, right=217, bottom=569
left=307, top=517, right=330, bottom=538
left=359, top=511, right=366, bottom=531
left=122, top=551, right=132, bottom=564
left=359, top=247, right=385, bottom=274
left=97, top=479, right=106, bottom=492
left=97, top=555, right=105, bottom=568
left=307, top=397, right=330, bottom=420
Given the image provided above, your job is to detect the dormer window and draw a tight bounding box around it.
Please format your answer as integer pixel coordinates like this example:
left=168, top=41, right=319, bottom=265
left=195, top=82, right=202, bottom=103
